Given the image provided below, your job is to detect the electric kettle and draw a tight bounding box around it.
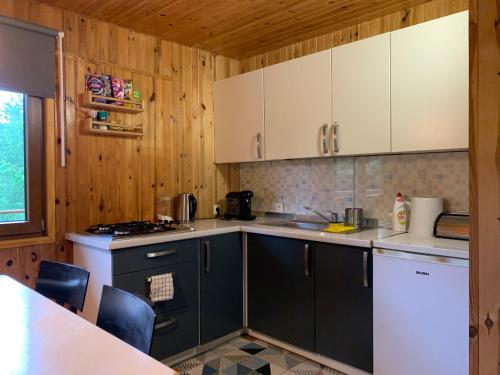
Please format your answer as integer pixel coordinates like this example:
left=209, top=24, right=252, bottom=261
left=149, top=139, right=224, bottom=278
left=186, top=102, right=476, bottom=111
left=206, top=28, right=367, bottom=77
left=176, top=193, right=197, bottom=223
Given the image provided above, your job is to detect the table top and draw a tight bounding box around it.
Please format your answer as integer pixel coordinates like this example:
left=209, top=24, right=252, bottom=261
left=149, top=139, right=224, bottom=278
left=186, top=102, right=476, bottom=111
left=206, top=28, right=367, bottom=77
left=0, top=275, right=176, bottom=375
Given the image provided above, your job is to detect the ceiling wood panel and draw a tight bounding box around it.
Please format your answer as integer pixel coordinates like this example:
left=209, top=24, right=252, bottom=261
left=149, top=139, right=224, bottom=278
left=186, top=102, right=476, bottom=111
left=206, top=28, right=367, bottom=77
left=38, top=0, right=429, bottom=58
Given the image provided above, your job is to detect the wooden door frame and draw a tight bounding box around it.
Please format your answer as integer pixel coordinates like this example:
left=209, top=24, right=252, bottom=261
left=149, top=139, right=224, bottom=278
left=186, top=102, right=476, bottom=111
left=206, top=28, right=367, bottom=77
left=469, top=0, right=500, bottom=374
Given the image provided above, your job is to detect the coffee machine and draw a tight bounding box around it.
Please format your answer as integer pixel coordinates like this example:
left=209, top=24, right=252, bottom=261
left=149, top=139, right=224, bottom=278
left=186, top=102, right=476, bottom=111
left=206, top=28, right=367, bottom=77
left=223, top=190, right=256, bottom=220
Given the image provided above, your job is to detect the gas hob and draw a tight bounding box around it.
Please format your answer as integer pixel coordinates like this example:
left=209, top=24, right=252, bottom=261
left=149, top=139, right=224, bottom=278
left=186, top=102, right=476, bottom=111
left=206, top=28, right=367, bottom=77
left=85, top=220, right=194, bottom=238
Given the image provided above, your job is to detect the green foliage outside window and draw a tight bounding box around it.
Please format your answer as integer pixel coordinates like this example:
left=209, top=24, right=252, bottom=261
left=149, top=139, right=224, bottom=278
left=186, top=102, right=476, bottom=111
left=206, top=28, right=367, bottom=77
left=0, top=90, right=25, bottom=222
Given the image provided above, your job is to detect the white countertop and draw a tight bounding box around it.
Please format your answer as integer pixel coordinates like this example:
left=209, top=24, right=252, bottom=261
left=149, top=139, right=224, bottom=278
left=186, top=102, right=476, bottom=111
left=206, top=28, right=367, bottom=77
left=373, top=233, right=469, bottom=259
left=66, top=217, right=402, bottom=250
left=0, top=275, right=175, bottom=375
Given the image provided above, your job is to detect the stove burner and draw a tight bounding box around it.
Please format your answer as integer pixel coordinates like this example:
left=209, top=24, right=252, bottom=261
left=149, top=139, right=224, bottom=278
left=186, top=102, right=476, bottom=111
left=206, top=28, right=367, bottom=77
left=86, top=220, right=184, bottom=237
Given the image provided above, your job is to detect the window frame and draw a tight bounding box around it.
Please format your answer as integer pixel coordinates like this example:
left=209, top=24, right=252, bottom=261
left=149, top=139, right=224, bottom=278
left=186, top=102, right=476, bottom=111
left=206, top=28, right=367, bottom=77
left=0, top=95, right=45, bottom=238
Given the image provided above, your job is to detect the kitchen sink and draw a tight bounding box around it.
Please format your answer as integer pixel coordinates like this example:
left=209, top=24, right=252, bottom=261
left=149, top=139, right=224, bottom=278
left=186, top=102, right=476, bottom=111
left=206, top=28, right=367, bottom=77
left=263, top=220, right=370, bottom=234
left=264, top=220, right=329, bottom=231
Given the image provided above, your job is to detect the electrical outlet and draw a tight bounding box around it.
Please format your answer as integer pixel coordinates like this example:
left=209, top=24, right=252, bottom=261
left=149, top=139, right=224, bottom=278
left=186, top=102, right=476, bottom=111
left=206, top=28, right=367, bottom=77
left=271, top=202, right=284, bottom=213
left=213, top=204, right=220, bottom=216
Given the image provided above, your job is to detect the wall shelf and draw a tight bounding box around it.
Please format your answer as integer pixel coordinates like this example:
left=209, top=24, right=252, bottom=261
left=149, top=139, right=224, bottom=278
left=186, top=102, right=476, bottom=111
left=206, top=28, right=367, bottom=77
left=81, top=92, right=144, bottom=113
left=80, top=90, right=145, bottom=137
left=87, top=118, right=143, bottom=137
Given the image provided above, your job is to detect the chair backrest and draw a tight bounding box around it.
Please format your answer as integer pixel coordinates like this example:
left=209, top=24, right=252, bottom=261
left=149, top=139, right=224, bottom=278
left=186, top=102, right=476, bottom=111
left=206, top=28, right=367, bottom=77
left=96, top=285, right=156, bottom=355
left=35, top=260, right=90, bottom=313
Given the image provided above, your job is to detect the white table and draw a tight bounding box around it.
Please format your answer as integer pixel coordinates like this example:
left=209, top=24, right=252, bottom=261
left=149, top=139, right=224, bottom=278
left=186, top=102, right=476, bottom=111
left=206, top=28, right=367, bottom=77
left=0, top=275, right=176, bottom=375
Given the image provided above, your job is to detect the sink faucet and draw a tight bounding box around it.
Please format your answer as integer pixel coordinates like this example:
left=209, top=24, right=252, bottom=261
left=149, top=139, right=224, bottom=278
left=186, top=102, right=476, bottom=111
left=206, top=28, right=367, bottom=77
left=304, top=206, right=338, bottom=223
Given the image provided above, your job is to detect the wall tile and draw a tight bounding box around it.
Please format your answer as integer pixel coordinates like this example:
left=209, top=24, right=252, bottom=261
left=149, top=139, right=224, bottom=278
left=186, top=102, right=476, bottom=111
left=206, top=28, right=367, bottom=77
left=240, top=152, right=468, bottom=224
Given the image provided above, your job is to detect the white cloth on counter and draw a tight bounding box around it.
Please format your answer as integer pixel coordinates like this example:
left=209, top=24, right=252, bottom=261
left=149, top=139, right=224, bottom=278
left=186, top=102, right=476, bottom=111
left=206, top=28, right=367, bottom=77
left=149, top=273, right=174, bottom=302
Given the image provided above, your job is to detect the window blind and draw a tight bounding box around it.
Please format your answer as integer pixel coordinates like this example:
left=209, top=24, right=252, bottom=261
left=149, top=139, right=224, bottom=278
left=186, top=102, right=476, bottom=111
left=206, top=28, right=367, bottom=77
left=0, top=16, right=58, bottom=98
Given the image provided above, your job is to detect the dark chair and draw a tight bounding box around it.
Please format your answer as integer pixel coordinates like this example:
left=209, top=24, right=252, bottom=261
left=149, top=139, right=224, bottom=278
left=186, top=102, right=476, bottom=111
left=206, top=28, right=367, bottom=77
left=35, top=260, right=90, bottom=314
left=96, top=285, right=156, bottom=354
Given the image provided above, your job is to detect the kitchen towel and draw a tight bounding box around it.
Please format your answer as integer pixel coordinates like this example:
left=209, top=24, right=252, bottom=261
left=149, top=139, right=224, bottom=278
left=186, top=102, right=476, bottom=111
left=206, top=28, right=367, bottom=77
left=149, top=273, right=174, bottom=303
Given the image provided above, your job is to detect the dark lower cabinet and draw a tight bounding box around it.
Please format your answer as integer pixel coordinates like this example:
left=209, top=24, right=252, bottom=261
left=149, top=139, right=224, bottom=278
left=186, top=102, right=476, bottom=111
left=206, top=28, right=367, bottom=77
left=150, top=305, right=198, bottom=359
left=248, top=234, right=314, bottom=352
left=112, top=239, right=200, bottom=360
left=315, top=243, right=373, bottom=373
left=200, top=233, right=243, bottom=344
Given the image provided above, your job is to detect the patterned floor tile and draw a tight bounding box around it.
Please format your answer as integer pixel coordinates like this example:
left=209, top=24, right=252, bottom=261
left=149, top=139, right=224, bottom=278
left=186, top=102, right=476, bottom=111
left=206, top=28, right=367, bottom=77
left=172, top=337, right=345, bottom=375
left=288, top=360, right=322, bottom=375
left=175, top=358, right=204, bottom=372
left=240, top=342, right=268, bottom=355
left=238, top=356, right=269, bottom=370
left=284, top=354, right=307, bottom=370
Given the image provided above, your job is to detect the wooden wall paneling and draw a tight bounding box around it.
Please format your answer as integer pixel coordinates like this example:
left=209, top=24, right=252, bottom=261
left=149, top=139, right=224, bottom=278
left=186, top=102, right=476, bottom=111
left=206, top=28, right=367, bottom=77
left=157, top=40, right=173, bottom=78
left=136, top=72, right=155, bottom=220
left=472, top=0, right=500, bottom=373
left=0, top=248, right=18, bottom=279
left=468, top=0, right=479, bottom=372
left=17, top=244, right=57, bottom=288
left=155, top=76, right=178, bottom=210
left=198, top=50, right=216, bottom=218
left=180, top=45, right=198, bottom=199
left=64, top=56, right=77, bottom=234
left=170, top=44, right=184, bottom=203
left=75, top=60, right=95, bottom=230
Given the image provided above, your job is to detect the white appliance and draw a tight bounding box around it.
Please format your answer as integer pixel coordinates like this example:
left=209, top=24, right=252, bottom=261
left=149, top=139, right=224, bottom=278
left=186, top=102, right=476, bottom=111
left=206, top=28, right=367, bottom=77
left=373, top=248, right=468, bottom=375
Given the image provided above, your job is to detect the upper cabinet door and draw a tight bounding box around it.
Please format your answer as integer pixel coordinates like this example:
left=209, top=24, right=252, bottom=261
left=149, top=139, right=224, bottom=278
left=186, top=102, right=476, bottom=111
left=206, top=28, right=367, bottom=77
left=264, top=50, right=331, bottom=160
left=391, top=11, right=469, bottom=153
left=332, top=33, right=391, bottom=155
left=214, top=69, right=265, bottom=163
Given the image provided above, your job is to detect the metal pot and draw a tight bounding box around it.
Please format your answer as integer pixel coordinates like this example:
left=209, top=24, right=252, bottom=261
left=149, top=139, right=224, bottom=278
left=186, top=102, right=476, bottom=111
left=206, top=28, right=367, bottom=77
left=345, top=208, right=364, bottom=228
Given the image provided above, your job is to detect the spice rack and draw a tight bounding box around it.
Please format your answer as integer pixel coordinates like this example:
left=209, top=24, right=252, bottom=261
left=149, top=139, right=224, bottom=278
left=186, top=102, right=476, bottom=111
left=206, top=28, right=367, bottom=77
left=81, top=92, right=145, bottom=137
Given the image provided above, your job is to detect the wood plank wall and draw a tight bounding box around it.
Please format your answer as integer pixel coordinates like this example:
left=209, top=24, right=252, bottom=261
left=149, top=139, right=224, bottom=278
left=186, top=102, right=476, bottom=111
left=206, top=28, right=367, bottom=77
left=469, top=0, right=500, bottom=373
left=239, top=0, right=468, bottom=73
left=0, top=0, right=240, bottom=287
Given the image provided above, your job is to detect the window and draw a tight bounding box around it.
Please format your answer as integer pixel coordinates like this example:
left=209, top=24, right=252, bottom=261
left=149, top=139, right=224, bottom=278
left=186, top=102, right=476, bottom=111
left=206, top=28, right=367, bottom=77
left=0, top=89, right=44, bottom=237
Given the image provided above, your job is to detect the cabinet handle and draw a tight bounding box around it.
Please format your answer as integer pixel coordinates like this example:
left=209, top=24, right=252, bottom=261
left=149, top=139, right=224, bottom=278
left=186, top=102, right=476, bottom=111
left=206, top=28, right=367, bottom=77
left=321, top=123, right=329, bottom=154
left=145, top=249, right=176, bottom=259
left=332, top=121, right=339, bottom=153
left=204, top=241, right=211, bottom=273
left=257, top=132, right=263, bottom=159
left=363, top=251, right=369, bottom=288
left=155, top=317, right=176, bottom=330
left=304, top=244, right=310, bottom=277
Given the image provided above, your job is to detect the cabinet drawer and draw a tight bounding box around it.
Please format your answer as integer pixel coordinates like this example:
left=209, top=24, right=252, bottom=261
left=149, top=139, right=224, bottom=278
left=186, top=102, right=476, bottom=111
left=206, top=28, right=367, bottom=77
left=113, top=261, right=198, bottom=312
left=151, top=305, right=199, bottom=360
left=112, top=239, right=198, bottom=275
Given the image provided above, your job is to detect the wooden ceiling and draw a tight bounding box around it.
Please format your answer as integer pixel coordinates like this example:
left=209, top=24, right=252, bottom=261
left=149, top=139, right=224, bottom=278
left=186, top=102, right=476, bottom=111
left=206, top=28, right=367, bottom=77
left=39, top=0, right=429, bottom=58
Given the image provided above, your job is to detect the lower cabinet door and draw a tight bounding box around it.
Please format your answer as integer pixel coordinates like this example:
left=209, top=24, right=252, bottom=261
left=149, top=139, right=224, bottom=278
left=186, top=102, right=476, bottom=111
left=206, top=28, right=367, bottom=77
left=248, top=234, right=314, bottom=351
left=150, top=305, right=199, bottom=360
left=315, top=243, right=373, bottom=373
left=200, top=233, right=243, bottom=344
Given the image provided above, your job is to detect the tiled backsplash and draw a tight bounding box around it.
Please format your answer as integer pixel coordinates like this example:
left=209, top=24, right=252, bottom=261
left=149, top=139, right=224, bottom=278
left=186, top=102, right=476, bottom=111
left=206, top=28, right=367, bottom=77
left=240, top=152, right=468, bottom=223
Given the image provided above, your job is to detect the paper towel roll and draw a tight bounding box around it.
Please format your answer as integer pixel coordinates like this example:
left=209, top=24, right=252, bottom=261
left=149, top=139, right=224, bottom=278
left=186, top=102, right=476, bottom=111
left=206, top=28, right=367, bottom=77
left=408, top=197, right=443, bottom=237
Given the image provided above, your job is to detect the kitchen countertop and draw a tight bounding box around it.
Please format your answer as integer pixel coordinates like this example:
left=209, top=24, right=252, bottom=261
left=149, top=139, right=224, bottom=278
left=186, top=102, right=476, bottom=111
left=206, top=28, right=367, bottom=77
left=66, top=217, right=402, bottom=250
left=373, top=233, right=469, bottom=259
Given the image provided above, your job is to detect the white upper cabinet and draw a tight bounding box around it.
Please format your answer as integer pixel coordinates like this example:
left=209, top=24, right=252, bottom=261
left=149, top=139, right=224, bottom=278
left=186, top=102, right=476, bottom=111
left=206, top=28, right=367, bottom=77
left=214, top=69, right=265, bottom=163
left=391, top=11, right=469, bottom=152
left=264, top=50, right=332, bottom=160
left=331, top=33, right=391, bottom=155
